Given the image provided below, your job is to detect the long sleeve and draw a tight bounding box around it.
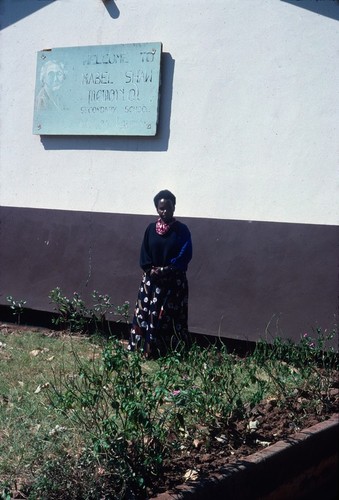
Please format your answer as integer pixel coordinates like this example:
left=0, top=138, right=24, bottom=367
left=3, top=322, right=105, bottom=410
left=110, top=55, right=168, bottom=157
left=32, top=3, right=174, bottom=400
left=139, top=224, right=153, bottom=271
left=170, top=229, right=192, bottom=271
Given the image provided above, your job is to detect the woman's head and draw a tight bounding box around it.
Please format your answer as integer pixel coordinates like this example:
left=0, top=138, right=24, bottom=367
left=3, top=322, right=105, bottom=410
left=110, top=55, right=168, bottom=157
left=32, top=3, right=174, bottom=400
left=153, top=190, right=176, bottom=209
left=154, top=190, right=176, bottom=223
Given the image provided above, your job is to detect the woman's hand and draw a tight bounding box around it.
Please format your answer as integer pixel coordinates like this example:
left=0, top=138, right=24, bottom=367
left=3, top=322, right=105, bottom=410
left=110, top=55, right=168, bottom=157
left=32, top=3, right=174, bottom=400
left=150, top=266, right=172, bottom=277
left=150, top=266, right=160, bottom=276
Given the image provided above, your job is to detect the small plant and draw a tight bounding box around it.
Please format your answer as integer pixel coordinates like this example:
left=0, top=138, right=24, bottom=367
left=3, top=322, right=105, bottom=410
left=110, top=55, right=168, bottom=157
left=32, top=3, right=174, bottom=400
left=252, top=328, right=338, bottom=422
left=46, top=338, right=174, bottom=498
left=6, top=295, right=27, bottom=324
left=114, top=300, right=130, bottom=324
left=49, top=288, right=88, bottom=333
left=48, top=288, right=130, bottom=334
left=91, top=290, right=130, bottom=333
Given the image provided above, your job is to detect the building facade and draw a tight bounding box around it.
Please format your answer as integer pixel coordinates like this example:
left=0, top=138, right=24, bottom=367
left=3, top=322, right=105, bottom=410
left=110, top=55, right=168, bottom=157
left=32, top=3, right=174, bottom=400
left=0, top=0, right=338, bottom=342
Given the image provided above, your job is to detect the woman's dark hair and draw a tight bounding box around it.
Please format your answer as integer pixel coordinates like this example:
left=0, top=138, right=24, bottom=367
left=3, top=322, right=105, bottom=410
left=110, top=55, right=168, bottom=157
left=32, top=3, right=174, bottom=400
left=153, top=189, right=176, bottom=208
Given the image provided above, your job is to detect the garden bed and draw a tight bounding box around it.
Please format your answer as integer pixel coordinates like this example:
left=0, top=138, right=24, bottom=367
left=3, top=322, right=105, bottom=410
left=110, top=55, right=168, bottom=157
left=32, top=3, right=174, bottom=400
left=0, top=322, right=338, bottom=499
left=152, top=414, right=338, bottom=500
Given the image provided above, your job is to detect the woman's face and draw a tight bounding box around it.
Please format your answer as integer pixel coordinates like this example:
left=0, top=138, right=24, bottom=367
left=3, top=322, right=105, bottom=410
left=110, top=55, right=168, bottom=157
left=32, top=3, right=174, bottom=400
left=157, top=198, right=175, bottom=223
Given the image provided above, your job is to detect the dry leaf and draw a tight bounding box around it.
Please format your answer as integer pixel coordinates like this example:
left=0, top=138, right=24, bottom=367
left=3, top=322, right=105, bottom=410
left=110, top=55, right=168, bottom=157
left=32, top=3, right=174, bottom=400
left=193, top=438, right=202, bottom=448
left=248, top=420, right=260, bottom=432
left=255, top=439, right=271, bottom=447
left=49, top=425, right=67, bottom=436
left=183, top=468, right=199, bottom=481
left=30, top=349, right=42, bottom=357
left=215, top=434, right=227, bottom=443
left=47, top=356, right=55, bottom=361
left=34, top=383, right=50, bottom=394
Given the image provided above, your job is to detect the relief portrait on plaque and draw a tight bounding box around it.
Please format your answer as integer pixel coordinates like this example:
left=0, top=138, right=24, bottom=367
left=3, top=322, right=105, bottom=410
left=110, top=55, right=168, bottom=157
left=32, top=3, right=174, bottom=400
left=33, top=43, right=162, bottom=135
left=35, top=60, right=66, bottom=112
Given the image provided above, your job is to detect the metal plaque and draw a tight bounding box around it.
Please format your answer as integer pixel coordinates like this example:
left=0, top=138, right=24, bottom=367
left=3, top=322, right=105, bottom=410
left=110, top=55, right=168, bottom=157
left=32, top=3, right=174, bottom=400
left=33, top=42, right=162, bottom=136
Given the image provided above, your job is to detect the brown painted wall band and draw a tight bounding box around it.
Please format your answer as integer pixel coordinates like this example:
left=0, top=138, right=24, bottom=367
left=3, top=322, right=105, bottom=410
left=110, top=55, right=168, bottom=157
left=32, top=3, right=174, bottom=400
left=0, top=206, right=337, bottom=342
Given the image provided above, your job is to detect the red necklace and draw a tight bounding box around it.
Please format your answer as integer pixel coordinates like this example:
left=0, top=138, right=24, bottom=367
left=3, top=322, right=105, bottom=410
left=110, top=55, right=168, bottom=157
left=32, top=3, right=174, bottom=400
left=156, top=217, right=175, bottom=235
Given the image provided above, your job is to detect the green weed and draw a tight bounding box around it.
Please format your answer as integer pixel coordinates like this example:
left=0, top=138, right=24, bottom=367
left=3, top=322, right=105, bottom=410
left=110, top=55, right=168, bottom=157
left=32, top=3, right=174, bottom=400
left=48, top=288, right=129, bottom=334
left=0, top=322, right=337, bottom=499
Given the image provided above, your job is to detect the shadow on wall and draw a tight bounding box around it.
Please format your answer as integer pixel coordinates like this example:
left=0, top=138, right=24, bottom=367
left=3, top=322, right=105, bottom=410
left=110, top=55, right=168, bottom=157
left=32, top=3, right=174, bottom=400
left=0, top=0, right=121, bottom=29
left=103, top=0, right=120, bottom=20
left=281, top=0, right=339, bottom=21
left=39, top=53, right=175, bottom=152
left=0, top=0, right=56, bottom=30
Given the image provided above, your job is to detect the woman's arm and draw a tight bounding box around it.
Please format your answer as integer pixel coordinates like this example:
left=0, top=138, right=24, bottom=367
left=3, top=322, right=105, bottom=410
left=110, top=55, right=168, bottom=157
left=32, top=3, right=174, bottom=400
left=139, top=225, right=153, bottom=272
left=170, top=225, right=193, bottom=271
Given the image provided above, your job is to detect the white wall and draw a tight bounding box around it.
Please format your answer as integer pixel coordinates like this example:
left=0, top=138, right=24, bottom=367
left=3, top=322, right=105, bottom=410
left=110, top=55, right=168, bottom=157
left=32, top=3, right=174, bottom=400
left=0, top=0, right=338, bottom=225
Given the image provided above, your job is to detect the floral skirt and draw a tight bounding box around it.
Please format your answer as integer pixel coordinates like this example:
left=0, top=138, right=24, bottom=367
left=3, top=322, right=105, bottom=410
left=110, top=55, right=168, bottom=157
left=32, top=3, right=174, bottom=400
left=130, top=270, right=189, bottom=353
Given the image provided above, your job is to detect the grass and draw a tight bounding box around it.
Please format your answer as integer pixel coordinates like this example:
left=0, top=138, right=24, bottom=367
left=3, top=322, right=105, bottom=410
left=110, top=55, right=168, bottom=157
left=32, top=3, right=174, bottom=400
left=0, top=324, right=337, bottom=499
left=0, top=327, right=102, bottom=493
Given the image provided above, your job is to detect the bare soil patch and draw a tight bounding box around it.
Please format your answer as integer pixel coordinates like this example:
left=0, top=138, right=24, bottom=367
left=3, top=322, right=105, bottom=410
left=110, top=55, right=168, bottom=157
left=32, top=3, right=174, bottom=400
left=148, top=391, right=338, bottom=497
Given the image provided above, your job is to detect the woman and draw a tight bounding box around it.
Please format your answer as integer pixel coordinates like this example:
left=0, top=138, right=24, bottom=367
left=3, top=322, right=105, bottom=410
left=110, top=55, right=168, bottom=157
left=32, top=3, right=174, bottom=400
left=130, top=190, right=192, bottom=357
